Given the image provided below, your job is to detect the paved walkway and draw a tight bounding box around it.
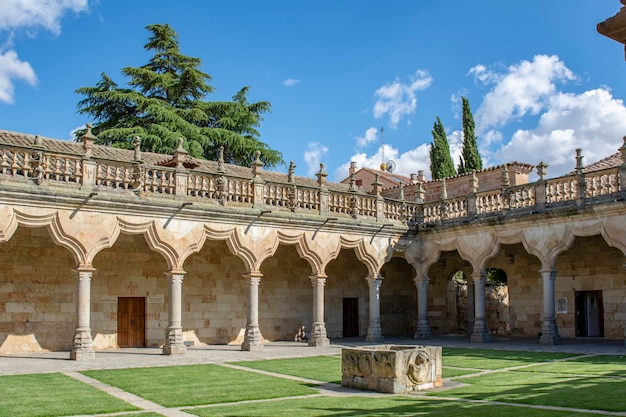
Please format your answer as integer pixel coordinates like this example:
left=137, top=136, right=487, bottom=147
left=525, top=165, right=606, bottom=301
left=1, top=335, right=624, bottom=376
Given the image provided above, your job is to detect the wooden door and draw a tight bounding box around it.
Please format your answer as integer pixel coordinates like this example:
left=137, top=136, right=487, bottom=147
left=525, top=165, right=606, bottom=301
left=343, top=298, right=359, bottom=337
left=117, top=297, right=145, bottom=347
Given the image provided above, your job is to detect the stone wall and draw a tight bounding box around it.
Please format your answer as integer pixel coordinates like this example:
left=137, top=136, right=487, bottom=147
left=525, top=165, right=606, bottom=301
left=0, top=227, right=76, bottom=353
left=380, top=257, right=417, bottom=337
left=260, top=245, right=313, bottom=341
left=555, top=235, right=626, bottom=339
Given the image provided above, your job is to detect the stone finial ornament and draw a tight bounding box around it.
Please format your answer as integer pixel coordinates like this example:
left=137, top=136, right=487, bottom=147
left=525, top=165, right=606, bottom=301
left=81, top=123, right=98, bottom=156
left=316, top=163, right=328, bottom=186
left=575, top=148, right=584, bottom=174
left=251, top=150, right=263, bottom=178
left=537, top=161, right=548, bottom=181
left=501, top=164, right=510, bottom=188
left=133, top=136, right=142, bottom=161
left=470, top=170, right=479, bottom=193
left=348, top=173, right=357, bottom=192
left=217, top=145, right=225, bottom=173
left=287, top=161, right=296, bottom=183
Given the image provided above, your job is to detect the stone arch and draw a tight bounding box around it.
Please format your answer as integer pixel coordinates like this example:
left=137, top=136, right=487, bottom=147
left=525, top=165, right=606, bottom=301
left=338, top=235, right=396, bottom=277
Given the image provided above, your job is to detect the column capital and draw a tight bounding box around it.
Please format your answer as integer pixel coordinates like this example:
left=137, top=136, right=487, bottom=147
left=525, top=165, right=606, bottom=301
left=413, top=275, right=430, bottom=285
left=74, top=265, right=95, bottom=274
left=309, top=274, right=328, bottom=286
left=366, top=274, right=384, bottom=285
left=165, top=269, right=186, bottom=277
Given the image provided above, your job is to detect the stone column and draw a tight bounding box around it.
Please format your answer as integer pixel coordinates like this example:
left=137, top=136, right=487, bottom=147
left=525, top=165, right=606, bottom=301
left=309, top=274, right=330, bottom=347
left=70, top=266, right=95, bottom=360
left=470, top=272, right=491, bottom=342
left=365, top=275, right=384, bottom=342
left=539, top=268, right=561, bottom=345
left=414, top=274, right=431, bottom=339
left=242, top=271, right=263, bottom=351
left=467, top=282, right=475, bottom=335
left=163, top=271, right=187, bottom=355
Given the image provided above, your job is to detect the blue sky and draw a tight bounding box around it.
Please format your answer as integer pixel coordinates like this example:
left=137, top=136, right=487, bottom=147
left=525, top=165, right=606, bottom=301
left=1, top=1, right=625, bottom=182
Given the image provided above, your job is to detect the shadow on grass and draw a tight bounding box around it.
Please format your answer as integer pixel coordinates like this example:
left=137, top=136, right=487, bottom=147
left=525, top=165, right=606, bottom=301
left=187, top=396, right=606, bottom=417
left=436, top=370, right=626, bottom=412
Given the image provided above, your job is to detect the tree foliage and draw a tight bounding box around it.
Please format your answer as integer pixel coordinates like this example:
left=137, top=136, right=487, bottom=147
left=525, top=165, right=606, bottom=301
left=429, top=117, right=456, bottom=180
left=75, top=23, right=283, bottom=168
left=457, top=96, right=482, bottom=174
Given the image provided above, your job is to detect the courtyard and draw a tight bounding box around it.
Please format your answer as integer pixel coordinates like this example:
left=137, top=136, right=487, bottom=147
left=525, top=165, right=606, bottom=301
left=1, top=336, right=625, bottom=417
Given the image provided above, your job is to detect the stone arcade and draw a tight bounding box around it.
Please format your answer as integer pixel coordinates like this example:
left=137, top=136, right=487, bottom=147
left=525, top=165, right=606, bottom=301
left=0, top=125, right=624, bottom=361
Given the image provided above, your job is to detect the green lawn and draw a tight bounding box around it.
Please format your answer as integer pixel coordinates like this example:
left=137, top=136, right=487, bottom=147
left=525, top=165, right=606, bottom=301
left=187, top=396, right=607, bottom=417
left=0, top=372, right=138, bottom=417
left=6, top=348, right=626, bottom=417
left=517, top=354, right=626, bottom=376
left=442, top=347, right=576, bottom=369
left=81, top=363, right=317, bottom=407
left=430, top=370, right=626, bottom=412
left=230, top=355, right=343, bottom=383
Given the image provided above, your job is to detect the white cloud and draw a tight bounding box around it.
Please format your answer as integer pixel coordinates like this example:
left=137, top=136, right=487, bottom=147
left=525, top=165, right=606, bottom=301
left=356, top=126, right=379, bottom=147
left=373, top=70, right=433, bottom=128
left=304, top=142, right=329, bottom=176
left=0, top=50, right=36, bottom=103
left=0, top=0, right=89, bottom=104
left=0, top=0, right=88, bottom=35
left=494, top=88, right=626, bottom=176
left=471, top=55, right=576, bottom=132
left=283, top=78, right=300, bottom=87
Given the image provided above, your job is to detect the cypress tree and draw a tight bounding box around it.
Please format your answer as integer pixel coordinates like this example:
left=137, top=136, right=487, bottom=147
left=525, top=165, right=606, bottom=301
left=429, top=117, right=456, bottom=179
left=458, top=96, right=482, bottom=174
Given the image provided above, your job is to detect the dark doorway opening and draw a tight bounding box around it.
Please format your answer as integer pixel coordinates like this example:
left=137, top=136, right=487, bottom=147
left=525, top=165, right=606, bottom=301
left=575, top=290, right=604, bottom=337
left=117, top=297, right=146, bottom=347
left=343, top=298, right=359, bottom=337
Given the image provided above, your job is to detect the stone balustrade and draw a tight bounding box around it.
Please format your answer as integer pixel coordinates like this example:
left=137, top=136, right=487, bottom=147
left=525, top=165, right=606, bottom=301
left=0, top=136, right=623, bottom=228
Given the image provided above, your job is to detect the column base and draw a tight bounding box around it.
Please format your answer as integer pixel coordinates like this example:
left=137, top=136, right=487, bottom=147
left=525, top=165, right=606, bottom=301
left=70, top=349, right=95, bottom=361
left=308, top=322, right=330, bottom=347
left=164, top=326, right=186, bottom=355
left=163, top=345, right=187, bottom=355
left=414, top=322, right=432, bottom=340
left=470, top=331, right=491, bottom=343
left=539, top=333, right=562, bottom=345
left=470, top=319, right=491, bottom=343
left=365, top=323, right=384, bottom=343
left=539, top=320, right=561, bottom=345
left=241, top=325, right=263, bottom=351
left=71, top=328, right=94, bottom=360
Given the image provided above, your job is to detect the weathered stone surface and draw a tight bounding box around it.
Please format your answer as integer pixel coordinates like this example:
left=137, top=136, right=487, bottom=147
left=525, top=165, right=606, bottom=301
left=341, top=345, right=442, bottom=393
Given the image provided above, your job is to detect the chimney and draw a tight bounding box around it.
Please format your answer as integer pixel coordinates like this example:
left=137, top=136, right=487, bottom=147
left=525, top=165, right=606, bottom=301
left=410, top=173, right=418, bottom=184
left=349, top=161, right=357, bottom=175
left=417, top=170, right=426, bottom=182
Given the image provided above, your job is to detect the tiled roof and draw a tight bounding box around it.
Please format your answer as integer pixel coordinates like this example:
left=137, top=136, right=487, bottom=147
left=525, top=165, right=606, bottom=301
left=582, top=152, right=623, bottom=173
left=0, top=129, right=352, bottom=192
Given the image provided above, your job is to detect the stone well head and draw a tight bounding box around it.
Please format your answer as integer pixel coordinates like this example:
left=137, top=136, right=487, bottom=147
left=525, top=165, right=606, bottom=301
left=341, top=344, right=442, bottom=394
